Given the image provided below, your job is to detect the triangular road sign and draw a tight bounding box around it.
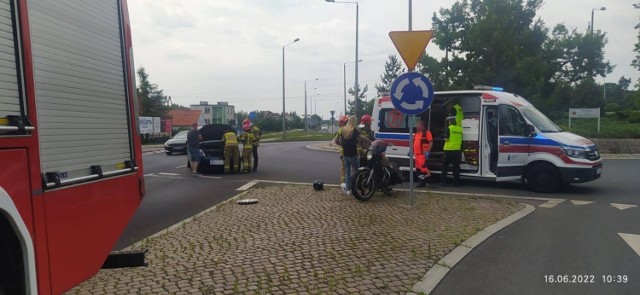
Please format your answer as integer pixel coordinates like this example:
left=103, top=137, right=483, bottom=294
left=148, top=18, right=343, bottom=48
left=389, top=30, right=434, bottom=71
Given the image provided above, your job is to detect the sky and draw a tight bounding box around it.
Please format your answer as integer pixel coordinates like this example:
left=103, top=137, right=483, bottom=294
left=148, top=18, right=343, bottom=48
left=127, top=0, right=639, bottom=119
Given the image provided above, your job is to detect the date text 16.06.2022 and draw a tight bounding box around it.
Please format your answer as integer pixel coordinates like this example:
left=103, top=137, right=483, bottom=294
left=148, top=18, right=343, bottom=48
left=544, top=275, right=628, bottom=284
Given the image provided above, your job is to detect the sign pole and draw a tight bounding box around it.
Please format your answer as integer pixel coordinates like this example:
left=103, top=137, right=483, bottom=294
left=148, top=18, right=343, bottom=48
left=407, top=2, right=414, bottom=207
left=408, top=115, right=415, bottom=207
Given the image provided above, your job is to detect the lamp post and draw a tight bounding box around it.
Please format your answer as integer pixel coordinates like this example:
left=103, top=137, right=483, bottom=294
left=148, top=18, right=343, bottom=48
left=343, top=59, right=362, bottom=116
left=326, top=0, right=359, bottom=119
left=282, top=38, right=300, bottom=138
left=304, top=78, right=318, bottom=133
left=590, top=7, right=606, bottom=35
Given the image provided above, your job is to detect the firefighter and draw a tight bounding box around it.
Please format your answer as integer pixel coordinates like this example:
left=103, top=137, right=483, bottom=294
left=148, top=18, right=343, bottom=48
left=221, top=129, right=240, bottom=173
left=333, top=115, right=349, bottom=183
left=358, top=114, right=374, bottom=166
left=238, top=124, right=256, bottom=173
left=243, top=118, right=262, bottom=172
left=414, top=120, right=433, bottom=188
left=441, top=116, right=463, bottom=186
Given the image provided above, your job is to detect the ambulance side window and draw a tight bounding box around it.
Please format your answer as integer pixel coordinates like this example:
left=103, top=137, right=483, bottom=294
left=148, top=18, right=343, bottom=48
left=498, top=105, right=527, bottom=136
left=378, top=109, right=408, bottom=132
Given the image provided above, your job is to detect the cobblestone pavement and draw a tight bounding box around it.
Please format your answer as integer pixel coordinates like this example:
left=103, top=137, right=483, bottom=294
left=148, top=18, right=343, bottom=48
left=67, top=184, right=522, bottom=295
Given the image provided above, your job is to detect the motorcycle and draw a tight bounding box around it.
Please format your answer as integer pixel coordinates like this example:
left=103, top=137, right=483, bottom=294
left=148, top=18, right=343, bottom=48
left=351, top=140, right=403, bottom=201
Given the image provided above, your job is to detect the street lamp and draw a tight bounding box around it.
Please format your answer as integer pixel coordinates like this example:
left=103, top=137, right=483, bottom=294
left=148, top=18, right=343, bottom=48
left=590, top=7, right=606, bottom=35
left=326, top=0, right=359, bottom=119
left=343, top=59, right=362, bottom=116
left=304, top=78, right=319, bottom=133
left=282, top=38, right=300, bottom=138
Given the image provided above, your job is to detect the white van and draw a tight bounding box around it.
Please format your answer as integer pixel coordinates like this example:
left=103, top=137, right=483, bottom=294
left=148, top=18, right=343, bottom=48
left=372, top=86, right=602, bottom=193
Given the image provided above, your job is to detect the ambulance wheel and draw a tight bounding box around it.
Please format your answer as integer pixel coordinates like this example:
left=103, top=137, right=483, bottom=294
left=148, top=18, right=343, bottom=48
left=526, top=162, right=560, bottom=193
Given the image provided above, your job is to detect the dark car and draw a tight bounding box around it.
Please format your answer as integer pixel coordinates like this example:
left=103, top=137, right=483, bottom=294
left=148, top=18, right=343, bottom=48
left=164, top=130, right=189, bottom=155
left=186, top=124, right=235, bottom=173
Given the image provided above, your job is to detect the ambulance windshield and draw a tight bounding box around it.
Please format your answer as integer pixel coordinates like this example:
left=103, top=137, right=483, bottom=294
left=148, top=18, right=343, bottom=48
left=519, top=106, right=562, bottom=132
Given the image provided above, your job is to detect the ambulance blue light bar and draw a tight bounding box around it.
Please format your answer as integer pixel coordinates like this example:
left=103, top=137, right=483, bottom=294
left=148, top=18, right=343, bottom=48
left=474, top=85, right=504, bottom=91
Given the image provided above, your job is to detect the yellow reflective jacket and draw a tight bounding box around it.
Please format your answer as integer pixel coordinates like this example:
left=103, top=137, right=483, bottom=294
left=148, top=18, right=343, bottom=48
left=222, top=131, right=238, bottom=147
left=251, top=126, right=261, bottom=147
left=238, top=132, right=255, bottom=149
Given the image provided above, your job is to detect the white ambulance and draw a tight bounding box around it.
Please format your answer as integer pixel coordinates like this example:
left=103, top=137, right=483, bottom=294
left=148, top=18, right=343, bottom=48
left=372, top=86, right=602, bottom=193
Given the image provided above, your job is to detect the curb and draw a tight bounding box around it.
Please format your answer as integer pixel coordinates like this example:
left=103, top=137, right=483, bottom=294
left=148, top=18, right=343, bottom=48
left=408, top=203, right=536, bottom=295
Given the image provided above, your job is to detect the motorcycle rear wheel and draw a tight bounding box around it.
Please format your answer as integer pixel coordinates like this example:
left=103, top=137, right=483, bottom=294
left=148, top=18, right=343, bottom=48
left=351, top=170, right=376, bottom=202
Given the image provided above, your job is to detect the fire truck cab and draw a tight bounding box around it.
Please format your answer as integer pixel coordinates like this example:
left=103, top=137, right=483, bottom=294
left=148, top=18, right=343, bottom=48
left=1, top=0, right=143, bottom=294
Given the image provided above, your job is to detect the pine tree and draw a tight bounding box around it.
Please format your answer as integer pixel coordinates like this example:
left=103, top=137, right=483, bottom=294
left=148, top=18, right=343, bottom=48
left=347, top=84, right=369, bottom=118
left=375, top=54, right=404, bottom=95
left=137, top=67, right=169, bottom=117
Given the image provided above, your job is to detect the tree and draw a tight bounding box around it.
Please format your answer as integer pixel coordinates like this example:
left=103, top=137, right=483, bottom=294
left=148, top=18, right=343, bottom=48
left=431, top=0, right=550, bottom=96
left=137, top=67, right=169, bottom=117
left=347, top=83, right=368, bottom=118
left=633, top=3, right=640, bottom=87
left=544, top=24, right=613, bottom=84
left=375, top=55, right=404, bottom=95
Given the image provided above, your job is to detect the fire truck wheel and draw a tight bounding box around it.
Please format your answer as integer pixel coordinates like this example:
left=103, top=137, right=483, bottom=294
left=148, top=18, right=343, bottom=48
left=526, top=162, right=560, bottom=193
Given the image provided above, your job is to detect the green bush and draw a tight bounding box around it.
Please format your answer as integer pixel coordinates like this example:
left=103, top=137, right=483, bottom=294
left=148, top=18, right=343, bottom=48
left=628, top=112, right=640, bottom=124
left=556, top=117, right=640, bottom=139
left=604, top=102, right=619, bottom=113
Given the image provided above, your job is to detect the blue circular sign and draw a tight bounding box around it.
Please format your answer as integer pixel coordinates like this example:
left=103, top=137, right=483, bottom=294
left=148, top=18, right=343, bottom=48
left=390, top=72, right=434, bottom=115
left=248, top=111, right=257, bottom=120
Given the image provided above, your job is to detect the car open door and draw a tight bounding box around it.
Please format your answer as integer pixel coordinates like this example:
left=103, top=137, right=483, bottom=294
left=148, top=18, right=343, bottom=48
left=496, top=104, right=530, bottom=181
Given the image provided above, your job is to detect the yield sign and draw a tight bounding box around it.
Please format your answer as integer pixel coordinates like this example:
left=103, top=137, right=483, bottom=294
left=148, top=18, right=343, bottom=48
left=389, top=30, right=434, bottom=71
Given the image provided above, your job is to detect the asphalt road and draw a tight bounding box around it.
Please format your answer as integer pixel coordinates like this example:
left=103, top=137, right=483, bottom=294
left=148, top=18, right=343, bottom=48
left=117, top=142, right=639, bottom=295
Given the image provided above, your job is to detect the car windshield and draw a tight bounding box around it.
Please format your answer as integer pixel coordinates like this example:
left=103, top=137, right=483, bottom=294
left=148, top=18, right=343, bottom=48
left=173, top=131, right=188, bottom=139
left=519, top=106, right=562, bottom=132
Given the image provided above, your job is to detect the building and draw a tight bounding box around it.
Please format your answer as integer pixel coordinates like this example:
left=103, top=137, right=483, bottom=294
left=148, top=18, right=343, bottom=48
left=191, top=101, right=235, bottom=125
left=167, top=109, right=205, bottom=134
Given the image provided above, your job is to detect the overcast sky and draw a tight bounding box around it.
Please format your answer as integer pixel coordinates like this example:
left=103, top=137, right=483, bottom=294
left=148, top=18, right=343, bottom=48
left=128, top=0, right=639, bottom=119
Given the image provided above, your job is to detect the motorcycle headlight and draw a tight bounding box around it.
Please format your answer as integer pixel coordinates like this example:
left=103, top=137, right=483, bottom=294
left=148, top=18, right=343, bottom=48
left=366, top=152, right=373, bottom=160
left=563, top=147, right=587, bottom=159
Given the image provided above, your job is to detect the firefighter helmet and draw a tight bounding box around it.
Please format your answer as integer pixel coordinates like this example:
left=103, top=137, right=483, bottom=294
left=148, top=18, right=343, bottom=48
left=338, top=116, right=348, bottom=126
left=360, top=114, right=372, bottom=125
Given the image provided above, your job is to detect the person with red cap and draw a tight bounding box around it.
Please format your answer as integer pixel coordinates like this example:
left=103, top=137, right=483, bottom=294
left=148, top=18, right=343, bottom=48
left=358, top=114, right=374, bottom=166
left=243, top=118, right=262, bottom=172
left=238, top=123, right=256, bottom=173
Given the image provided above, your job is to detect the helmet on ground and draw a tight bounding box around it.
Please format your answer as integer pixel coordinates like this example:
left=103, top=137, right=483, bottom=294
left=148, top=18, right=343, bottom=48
left=313, top=180, right=324, bottom=190
left=243, top=124, right=251, bottom=131
left=360, top=114, right=372, bottom=125
left=243, top=118, right=252, bottom=126
left=338, top=116, right=348, bottom=126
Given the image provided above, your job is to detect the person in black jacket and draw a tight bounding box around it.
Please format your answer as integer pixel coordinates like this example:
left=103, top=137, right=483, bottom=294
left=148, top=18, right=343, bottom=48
left=339, top=116, right=360, bottom=195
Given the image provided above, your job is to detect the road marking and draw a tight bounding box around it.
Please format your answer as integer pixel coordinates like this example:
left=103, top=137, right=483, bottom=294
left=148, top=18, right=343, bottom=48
left=157, top=172, right=179, bottom=176
left=176, top=164, right=187, bottom=168
left=144, top=173, right=155, bottom=177
left=538, top=199, right=565, bottom=208
left=570, top=200, right=594, bottom=206
left=195, top=175, right=222, bottom=179
left=237, top=179, right=260, bottom=191
left=618, top=233, right=640, bottom=257
left=610, top=203, right=638, bottom=210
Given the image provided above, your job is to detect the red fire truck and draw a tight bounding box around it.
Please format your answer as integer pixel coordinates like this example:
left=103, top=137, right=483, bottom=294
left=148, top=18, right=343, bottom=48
left=0, top=0, right=144, bottom=294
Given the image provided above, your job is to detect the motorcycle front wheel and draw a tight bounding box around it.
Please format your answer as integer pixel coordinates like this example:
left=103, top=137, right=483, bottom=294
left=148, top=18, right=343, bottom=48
left=351, top=170, right=376, bottom=202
